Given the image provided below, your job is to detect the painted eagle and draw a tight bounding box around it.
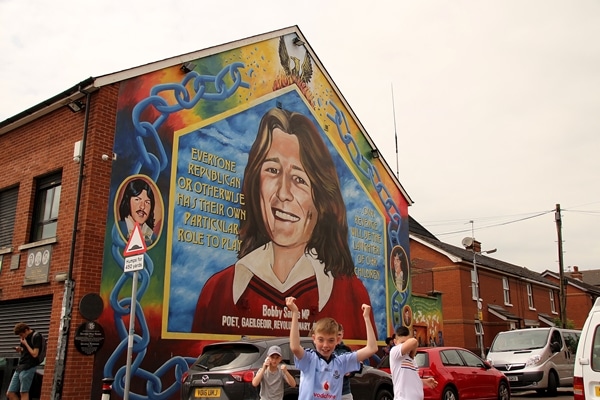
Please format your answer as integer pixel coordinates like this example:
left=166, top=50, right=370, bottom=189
left=278, top=36, right=313, bottom=84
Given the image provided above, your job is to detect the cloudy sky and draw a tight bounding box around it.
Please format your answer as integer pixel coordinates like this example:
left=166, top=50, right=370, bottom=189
left=1, top=0, right=599, bottom=274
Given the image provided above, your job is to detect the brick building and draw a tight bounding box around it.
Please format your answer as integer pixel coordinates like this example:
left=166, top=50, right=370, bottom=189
left=409, top=222, right=566, bottom=358
left=542, top=268, right=600, bottom=328
left=0, top=79, right=118, bottom=398
left=0, top=26, right=413, bottom=400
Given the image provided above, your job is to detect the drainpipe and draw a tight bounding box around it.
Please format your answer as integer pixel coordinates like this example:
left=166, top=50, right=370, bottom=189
left=51, top=86, right=92, bottom=400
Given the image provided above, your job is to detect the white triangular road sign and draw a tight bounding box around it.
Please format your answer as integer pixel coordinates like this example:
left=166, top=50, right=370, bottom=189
left=123, top=223, right=147, bottom=256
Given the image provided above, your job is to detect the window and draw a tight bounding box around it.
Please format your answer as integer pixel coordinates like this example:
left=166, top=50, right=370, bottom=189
left=31, top=172, right=62, bottom=241
left=459, top=349, right=485, bottom=367
left=549, top=290, right=557, bottom=314
left=471, top=269, right=478, bottom=300
left=440, top=349, right=464, bottom=367
left=0, top=186, right=19, bottom=248
left=474, top=321, right=485, bottom=358
left=527, top=283, right=535, bottom=309
left=503, top=277, right=511, bottom=305
left=563, top=332, right=580, bottom=355
left=593, top=326, right=600, bottom=371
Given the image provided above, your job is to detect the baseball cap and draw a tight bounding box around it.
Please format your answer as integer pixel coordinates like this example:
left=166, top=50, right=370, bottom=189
left=267, top=345, right=282, bottom=357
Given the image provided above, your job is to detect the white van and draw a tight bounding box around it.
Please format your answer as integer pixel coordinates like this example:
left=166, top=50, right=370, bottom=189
left=487, top=327, right=581, bottom=396
left=573, top=297, right=600, bottom=400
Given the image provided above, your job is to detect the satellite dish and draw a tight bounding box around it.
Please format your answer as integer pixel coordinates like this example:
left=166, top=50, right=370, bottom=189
left=462, top=237, right=474, bottom=248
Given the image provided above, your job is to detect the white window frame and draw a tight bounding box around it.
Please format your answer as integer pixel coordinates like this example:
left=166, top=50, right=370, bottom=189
left=527, top=283, right=535, bottom=310
left=549, top=290, right=557, bottom=314
left=474, top=321, right=485, bottom=358
left=471, top=269, right=478, bottom=300
left=503, top=277, right=511, bottom=305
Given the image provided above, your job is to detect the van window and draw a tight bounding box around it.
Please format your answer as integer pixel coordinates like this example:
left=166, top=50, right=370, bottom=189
left=563, top=331, right=580, bottom=355
left=550, top=330, right=563, bottom=348
left=592, top=326, right=600, bottom=371
left=490, top=329, right=550, bottom=352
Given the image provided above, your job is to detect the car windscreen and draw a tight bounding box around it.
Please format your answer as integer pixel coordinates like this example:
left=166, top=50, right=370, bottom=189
left=194, top=343, right=261, bottom=371
left=490, top=329, right=550, bottom=352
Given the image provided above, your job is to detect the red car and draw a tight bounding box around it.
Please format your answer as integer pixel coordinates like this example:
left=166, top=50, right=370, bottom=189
left=378, top=346, right=510, bottom=400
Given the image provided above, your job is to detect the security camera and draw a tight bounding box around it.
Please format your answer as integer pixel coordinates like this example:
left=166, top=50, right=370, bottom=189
left=101, top=154, right=110, bottom=161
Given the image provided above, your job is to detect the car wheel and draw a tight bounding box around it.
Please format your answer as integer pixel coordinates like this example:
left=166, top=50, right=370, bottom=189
left=374, top=388, right=393, bottom=400
left=546, top=371, right=558, bottom=397
left=498, top=381, right=510, bottom=400
left=442, top=386, right=458, bottom=400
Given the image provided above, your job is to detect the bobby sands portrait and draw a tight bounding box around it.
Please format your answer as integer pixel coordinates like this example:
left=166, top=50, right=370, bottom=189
left=192, top=108, right=376, bottom=339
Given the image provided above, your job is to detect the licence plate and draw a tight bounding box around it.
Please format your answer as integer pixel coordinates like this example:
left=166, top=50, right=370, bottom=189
left=194, top=388, right=221, bottom=398
left=508, top=376, right=518, bottom=382
left=595, top=385, right=600, bottom=396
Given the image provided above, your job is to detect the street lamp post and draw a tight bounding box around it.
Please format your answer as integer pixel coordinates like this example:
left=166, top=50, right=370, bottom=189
left=471, top=245, right=497, bottom=358
left=467, top=221, right=496, bottom=358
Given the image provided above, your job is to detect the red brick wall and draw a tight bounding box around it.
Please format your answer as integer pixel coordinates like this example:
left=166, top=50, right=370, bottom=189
left=544, top=274, right=593, bottom=329
left=0, top=83, right=119, bottom=400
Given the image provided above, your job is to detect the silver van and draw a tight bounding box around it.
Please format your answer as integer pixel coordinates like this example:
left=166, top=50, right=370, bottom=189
left=486, top=327, right=580, bottom=396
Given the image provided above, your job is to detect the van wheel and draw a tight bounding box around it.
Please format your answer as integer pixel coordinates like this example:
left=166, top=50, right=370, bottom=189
left=546, top=371, right=558, bottom=397
left=442, top=387, right=458, bottom=400
left=498, top=381, right=510, bottom=400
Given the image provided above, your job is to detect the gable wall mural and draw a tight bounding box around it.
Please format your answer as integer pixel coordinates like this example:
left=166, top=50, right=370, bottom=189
left=95, top=30, right=412, bottom=399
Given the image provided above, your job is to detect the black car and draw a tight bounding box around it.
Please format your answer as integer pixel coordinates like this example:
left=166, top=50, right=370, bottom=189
left=180, top=337, right=393, bottom=400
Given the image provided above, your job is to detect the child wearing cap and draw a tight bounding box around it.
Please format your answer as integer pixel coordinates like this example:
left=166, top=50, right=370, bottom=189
left=252, top=344, right=296, bottom=400
left=286, top=297, right=378, bottom=400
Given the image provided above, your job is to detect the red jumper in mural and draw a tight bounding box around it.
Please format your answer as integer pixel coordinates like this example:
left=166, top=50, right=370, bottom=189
left=192, top=107, right=376, bottom=339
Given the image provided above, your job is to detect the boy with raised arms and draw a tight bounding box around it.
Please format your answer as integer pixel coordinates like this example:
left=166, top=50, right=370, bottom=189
left=286, top=296, right=377, bottom=400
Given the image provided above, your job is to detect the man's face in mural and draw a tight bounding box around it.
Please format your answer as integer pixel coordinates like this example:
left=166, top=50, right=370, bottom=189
left=259, top=128, right=318, bottom=248
left=129, top=189, right=152, bottom=225
left=394, top=253, right=402, bottom=276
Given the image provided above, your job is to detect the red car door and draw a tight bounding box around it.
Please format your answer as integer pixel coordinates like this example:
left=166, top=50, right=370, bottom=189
left=440, top=349, right=474, bottom=399
left=457, top=349, right=497, bottom=399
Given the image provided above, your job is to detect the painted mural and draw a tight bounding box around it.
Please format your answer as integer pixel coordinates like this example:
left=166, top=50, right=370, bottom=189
left=95, top=30, right=411, bottom=399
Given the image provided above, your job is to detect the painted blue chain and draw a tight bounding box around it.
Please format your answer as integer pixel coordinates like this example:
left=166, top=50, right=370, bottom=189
left=326, top=100, right=407, bottom=329
left=326, top=100, right=403, bottom=246
left=104, top=63, right=248, bottom=400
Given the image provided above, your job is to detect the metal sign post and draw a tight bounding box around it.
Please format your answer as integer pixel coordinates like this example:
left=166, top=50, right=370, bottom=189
left=123, top=268, right=139, bottom=400
left=122, top=223, right=147, bottom=400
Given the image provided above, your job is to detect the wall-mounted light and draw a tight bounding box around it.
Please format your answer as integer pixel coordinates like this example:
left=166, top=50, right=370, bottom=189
left=55, top=272, right=68, bottom=282
left=67, top=100, right=85, bottom=113
left=371, top=149, right=380, bottom=158
left=101, top=153, right=117, bottom=161
left=293, top=37, right=305, bottom=46
left=73, top=140, right=82, bottom=163
left=181, top=62, right=196, bottom=73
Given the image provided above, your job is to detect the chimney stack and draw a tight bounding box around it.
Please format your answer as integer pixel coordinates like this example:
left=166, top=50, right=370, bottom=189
left=570, top=266, right=583, bottom=281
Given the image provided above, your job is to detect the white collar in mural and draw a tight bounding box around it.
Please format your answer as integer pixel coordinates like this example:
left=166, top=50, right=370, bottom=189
left=233, top=241, right=333, bottom=311
left=124, top=215, right=154, bottom=242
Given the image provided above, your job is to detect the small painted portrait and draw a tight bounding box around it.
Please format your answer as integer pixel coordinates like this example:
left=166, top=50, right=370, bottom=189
left=391, top=245, right=409, bottom=292
left=116, top=176, right=163, bottom=246
left=403, top=305, right=412, bottom=327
